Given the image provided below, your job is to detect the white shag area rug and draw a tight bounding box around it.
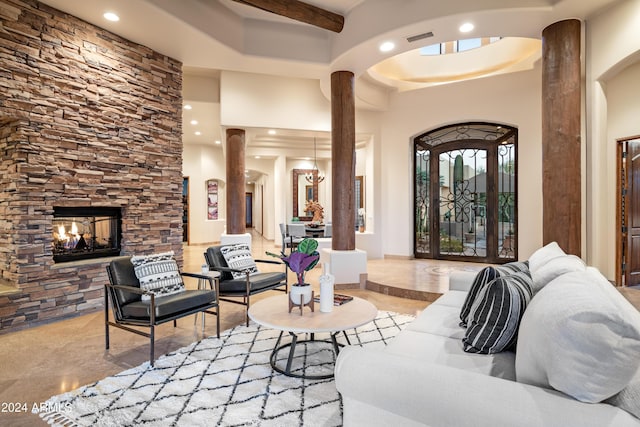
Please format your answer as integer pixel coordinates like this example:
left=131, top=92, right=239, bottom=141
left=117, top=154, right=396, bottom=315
left=38, top=311, right=414, bottom=427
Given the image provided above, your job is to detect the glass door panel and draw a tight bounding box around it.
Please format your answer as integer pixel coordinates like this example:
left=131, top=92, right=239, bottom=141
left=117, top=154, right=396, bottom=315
left=498, top=143, right=516, bottom=258
left=438, top=149, right=487, bottom=257
left=415, top=150, right=430, bottom=255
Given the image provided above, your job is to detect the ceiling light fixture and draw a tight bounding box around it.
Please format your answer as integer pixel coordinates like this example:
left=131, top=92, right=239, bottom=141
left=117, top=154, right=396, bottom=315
left=195, top=131, right=201, bottom=136
left=183, top=104, right=192, bottom=110
left=459, top=22, right=474, bottom=33
left=103, top=12, right=120, bottom=22
left=215, top=140, right=221, bottom=144
left=255, top=156, right=261, bottom=159
left=379, top=41, right=395, bottom=52
left=305, top=138, right=325, bottom=184
left=190, top=120, right=198, bottom=125
left=268, top=129, right=276, bottom=135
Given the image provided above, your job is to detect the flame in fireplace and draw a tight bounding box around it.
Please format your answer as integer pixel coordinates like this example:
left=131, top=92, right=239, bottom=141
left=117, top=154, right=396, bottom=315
left=55, top=222, right=80, bottom=249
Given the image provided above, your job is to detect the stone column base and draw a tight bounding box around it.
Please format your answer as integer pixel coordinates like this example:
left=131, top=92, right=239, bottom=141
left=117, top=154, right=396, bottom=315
left=320, top=248, right=367, bottom=287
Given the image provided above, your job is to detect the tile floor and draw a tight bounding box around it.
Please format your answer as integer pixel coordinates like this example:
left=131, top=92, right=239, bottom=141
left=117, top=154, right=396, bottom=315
left=0, top=231, right=476, bottom=426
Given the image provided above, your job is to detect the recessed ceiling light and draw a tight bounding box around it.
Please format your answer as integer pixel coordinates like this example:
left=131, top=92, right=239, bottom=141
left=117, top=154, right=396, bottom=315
left=183, top=104, right=192, bottom=110
left=103, top=12, right=120, bottom=22
left=268, top=129, right=276, bottom=135
left=215, top=140, right=221, bottom=145
left=379, top=41, right=395, bottom=52
left=190, top=120, right=198, bottom=125
left=195, top=131, right=201, bottom=136
left=459, top=22, right=474, bottom=33
left=255, top=156, right=261, bottom=159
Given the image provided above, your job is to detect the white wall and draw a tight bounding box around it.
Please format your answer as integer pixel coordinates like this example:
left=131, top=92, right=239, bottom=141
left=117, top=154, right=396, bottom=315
left=586, top=0, right=640, bottom=279
left=379, top=67, right=543, bottom=259
left=182, top=143, right=227, bottom=244
left=220, top=71, right=331, bottom=130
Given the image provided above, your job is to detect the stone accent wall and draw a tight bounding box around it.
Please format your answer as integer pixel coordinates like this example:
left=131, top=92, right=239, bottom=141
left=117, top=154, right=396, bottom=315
left=0, top=0, right=183, bottom=331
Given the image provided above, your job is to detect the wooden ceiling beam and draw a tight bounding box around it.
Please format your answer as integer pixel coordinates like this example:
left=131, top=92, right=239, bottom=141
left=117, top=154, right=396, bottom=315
left=232, top=0, right=344, bottom=33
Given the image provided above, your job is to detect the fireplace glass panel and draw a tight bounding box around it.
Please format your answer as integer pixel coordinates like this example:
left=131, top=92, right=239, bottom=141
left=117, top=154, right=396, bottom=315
left=52, top=207, right=121, bottom=263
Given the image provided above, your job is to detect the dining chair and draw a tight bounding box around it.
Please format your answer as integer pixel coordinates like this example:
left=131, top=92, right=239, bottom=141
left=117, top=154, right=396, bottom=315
left=288, top=223, right=307, bottom=240
left=280, top=222, right=303, bottom=251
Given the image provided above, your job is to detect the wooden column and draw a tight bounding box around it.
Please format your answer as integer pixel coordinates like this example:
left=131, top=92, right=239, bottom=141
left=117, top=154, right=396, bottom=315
left=226, top=128, right=246, bottom=235
left=331, top=71, right=356, bottom=250
left=542, top=19, right=581, bottom=256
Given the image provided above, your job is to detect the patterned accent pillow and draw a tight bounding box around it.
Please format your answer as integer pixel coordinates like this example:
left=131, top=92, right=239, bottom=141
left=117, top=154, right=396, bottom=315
left=459, top=261, right=529, bottom=327
left=131, top=251, right=185, bottom=301
left=462, top=270, right=533, bottom=354
left=220, top=244, right=258, bottom=279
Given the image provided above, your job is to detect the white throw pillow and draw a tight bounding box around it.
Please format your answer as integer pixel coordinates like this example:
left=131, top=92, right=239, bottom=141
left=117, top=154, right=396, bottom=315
left=131, top=251, right=185, bottom=301
left=530, top=254, right=586, bottom=294
left=516, top=268, right=640, bottom=403
left=527, top=241, right=565, bottom=273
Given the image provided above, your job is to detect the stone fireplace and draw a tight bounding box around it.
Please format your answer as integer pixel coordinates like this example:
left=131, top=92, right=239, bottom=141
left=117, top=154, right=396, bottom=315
left=0, top=0, right=183, bottom=332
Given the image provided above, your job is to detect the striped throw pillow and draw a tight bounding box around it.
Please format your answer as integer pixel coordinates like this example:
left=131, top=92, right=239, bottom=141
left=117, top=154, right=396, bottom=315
left=131, top=251, right=185, bottom=301
left=459, top=267, right=499, bottom=327
left=462, top=270, right=533, bottom=354
left=459, top=261, right=529, bottom=327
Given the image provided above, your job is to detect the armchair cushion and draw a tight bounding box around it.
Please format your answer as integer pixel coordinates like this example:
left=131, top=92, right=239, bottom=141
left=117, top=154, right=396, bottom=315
left=120, top=289, right=217, bottom=320
left=131, top=251, right=185, bottom=300
left=220, top=244, right=258, bottom=279
left=218, top=271, right=287, bottom=294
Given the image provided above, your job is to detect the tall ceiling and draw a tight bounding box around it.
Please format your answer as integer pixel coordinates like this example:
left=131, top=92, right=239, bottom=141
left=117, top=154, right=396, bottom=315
left=38, top=0, right=618, bottom=169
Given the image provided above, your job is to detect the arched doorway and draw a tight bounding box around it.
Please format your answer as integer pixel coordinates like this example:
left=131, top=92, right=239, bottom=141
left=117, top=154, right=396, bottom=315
left=414, top=123, right=518, bottom=263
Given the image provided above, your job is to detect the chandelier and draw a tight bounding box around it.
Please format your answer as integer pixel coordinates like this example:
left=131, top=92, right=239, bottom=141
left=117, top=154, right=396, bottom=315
left=305, top=137, right=325, bottom=183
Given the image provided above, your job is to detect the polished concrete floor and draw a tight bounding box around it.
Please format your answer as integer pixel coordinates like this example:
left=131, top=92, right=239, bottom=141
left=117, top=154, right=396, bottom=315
left=0, top=231, right=477, bottom=426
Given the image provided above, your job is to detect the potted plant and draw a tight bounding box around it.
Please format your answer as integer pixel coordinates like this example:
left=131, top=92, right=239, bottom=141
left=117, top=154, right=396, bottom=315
left=267, top=238, right=319, bottom=304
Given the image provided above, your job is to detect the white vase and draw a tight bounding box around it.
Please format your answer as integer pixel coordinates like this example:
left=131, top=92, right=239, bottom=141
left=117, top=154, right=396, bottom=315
left=319, top=273, right=335, bottom=313
left=289, top=284, right=312, bottom=305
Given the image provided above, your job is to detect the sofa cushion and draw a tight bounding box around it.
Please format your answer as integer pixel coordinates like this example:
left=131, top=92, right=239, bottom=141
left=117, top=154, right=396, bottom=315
left=528, top=241, right=565, bottom=273
left=463, top=270, right=533, bottom=354
left=433, top=290, right=468, bottom=309
left=406, top=303, right=467, bottom=340
left=386, top=330, right=516, bottom=380
left=530, top=254, right=585, bottom=294
left=516, top=268, right=640, bottom=403
left=220, top=244, right=258, bottom=279
left=131, top=251, right=185, bottom=301
left=459, top=261, right=529, bottom=327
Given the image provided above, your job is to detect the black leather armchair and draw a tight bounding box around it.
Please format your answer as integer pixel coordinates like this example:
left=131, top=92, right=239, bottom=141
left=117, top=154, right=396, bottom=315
left=105, top=256, right=220, bottom=366
left=204, top=245, right=288, bottom=326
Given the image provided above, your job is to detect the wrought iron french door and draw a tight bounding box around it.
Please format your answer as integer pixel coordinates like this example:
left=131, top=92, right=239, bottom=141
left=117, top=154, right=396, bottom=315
left=414, top=123, right=517, bottom=263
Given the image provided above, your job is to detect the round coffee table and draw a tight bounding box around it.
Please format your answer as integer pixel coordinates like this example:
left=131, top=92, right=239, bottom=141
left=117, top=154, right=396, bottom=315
left=248, top=294, right=378, bottom=379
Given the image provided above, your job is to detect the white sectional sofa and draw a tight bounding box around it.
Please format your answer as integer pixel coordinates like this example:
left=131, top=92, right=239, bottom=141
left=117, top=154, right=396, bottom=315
left=335, top=243, right=640, bottom=427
